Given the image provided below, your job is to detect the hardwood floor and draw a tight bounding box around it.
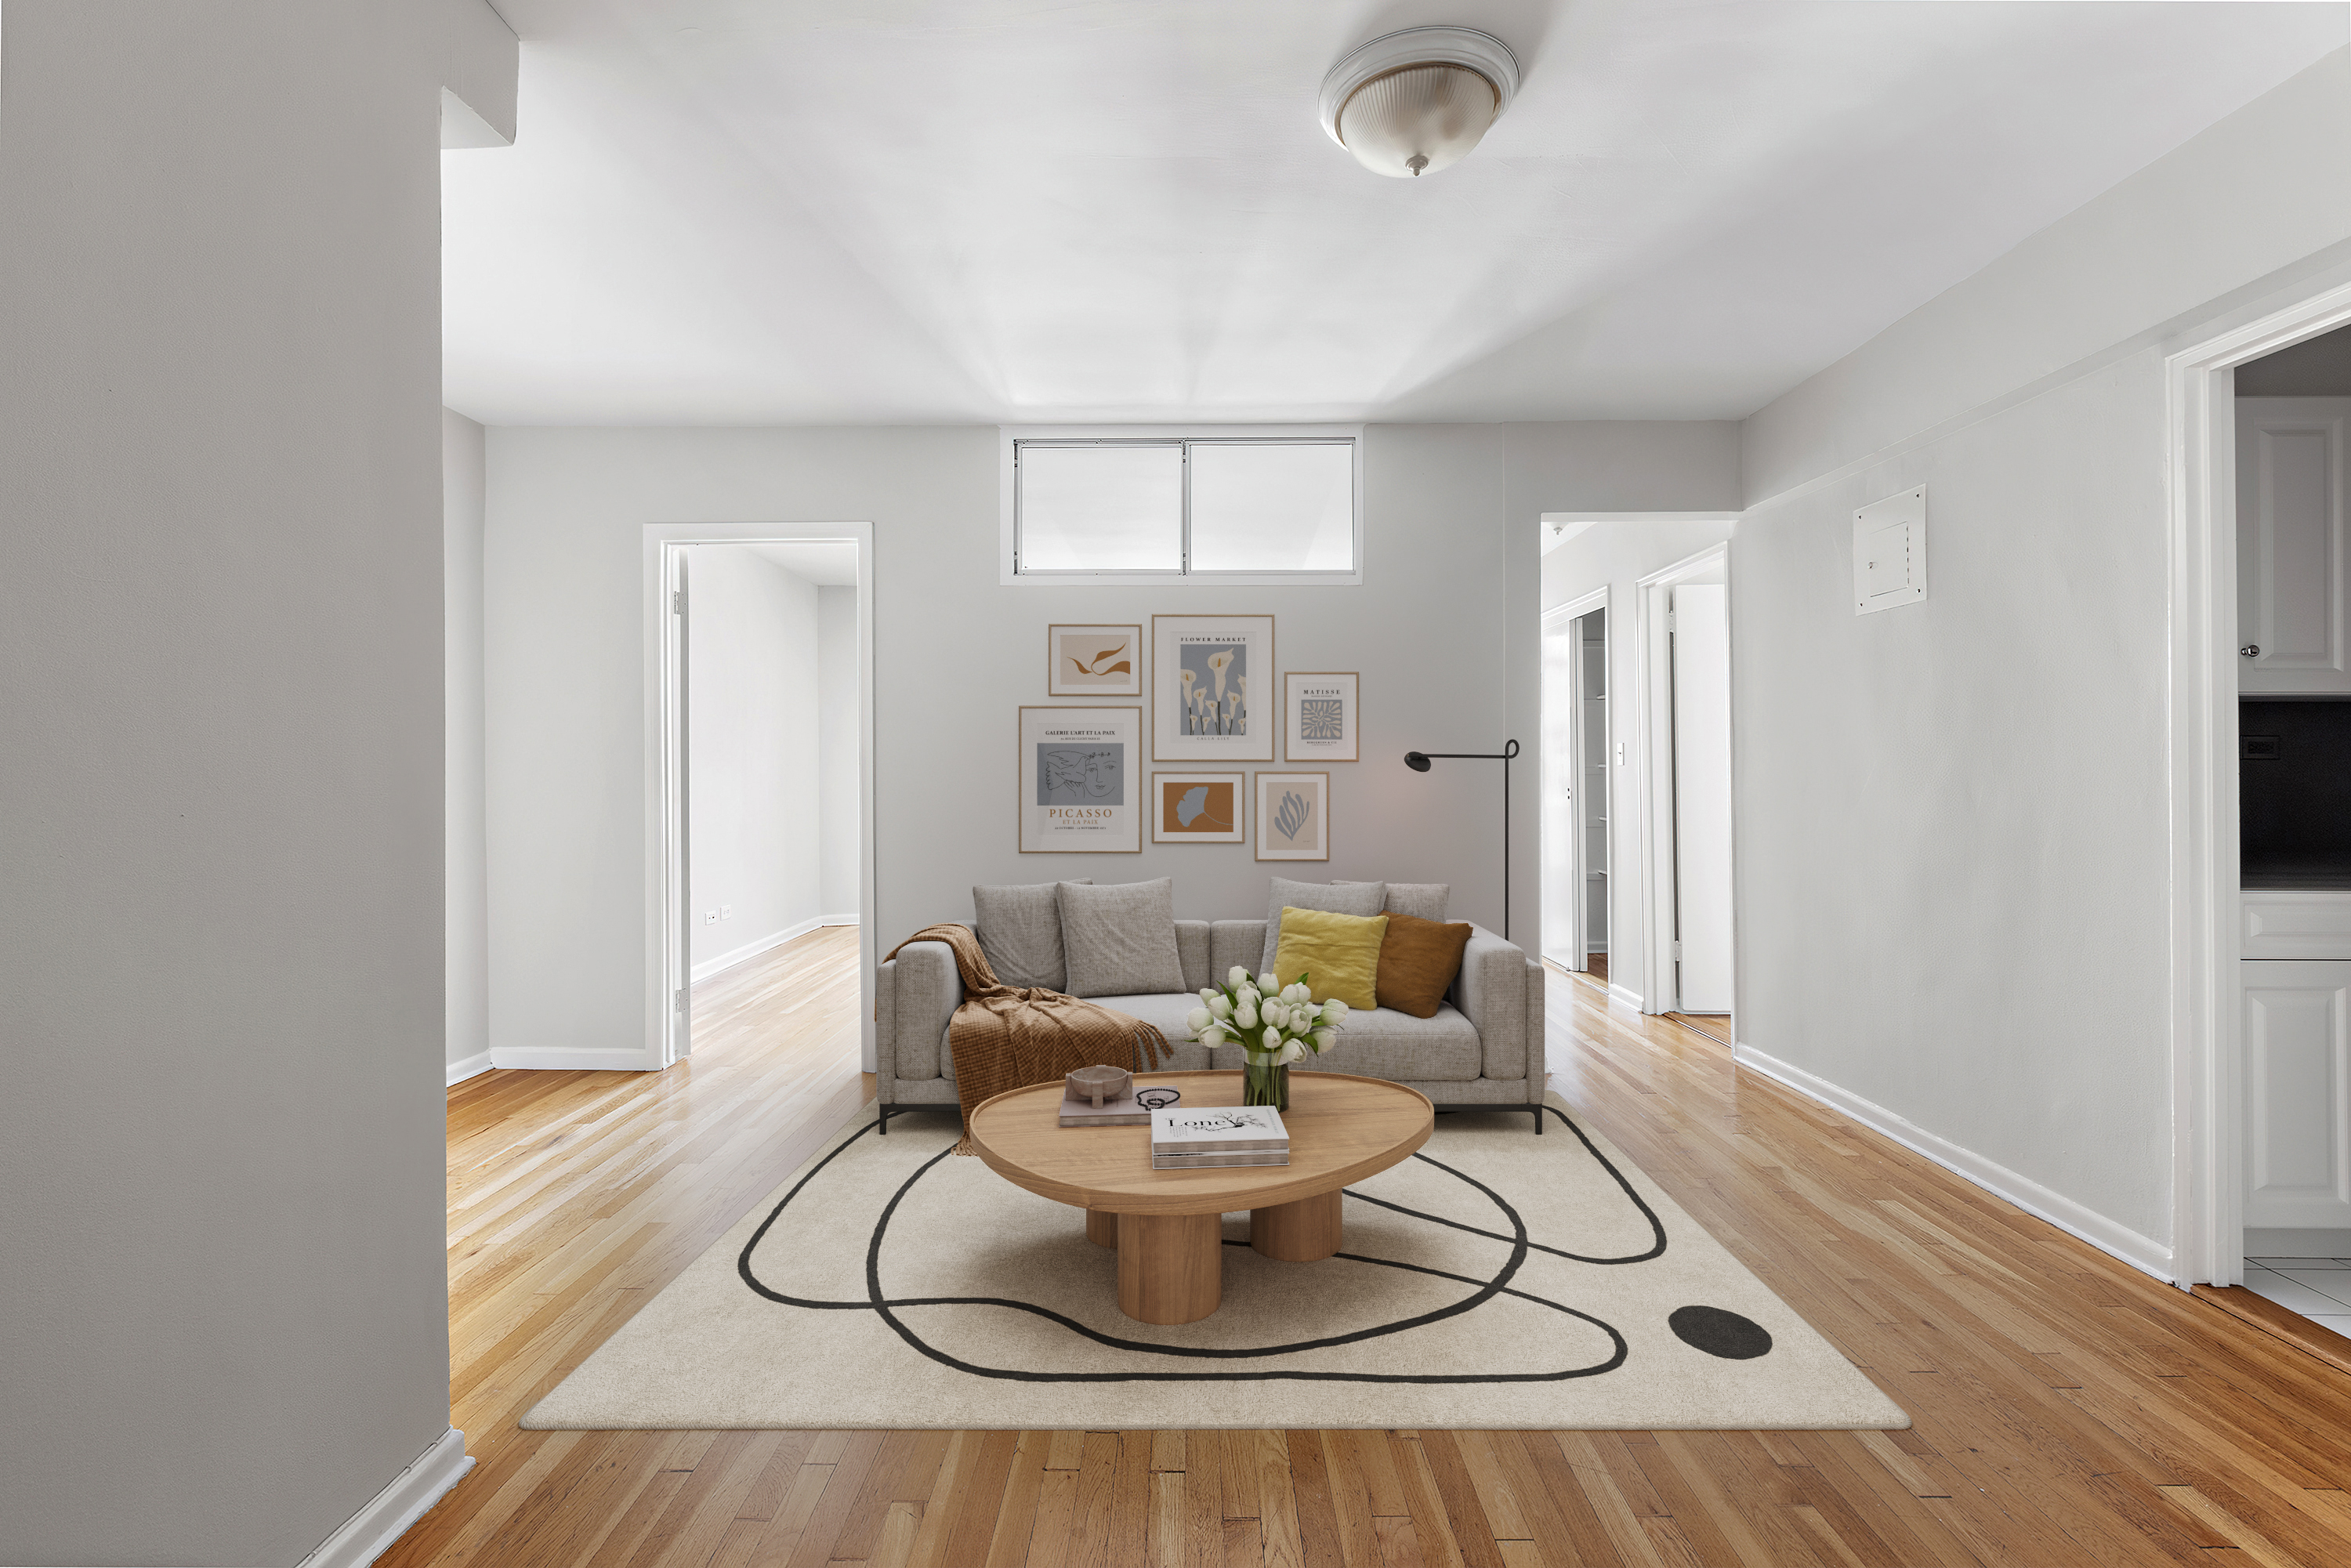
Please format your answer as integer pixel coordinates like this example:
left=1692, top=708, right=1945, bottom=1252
left=388, top=925, right=2351, bottom=1566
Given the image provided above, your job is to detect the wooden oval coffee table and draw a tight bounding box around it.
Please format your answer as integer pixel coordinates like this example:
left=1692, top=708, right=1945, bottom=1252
left=966, top=1069, right=1433, bottom=1325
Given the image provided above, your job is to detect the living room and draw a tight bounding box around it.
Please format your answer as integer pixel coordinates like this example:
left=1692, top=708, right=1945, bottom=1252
left=19, top=4, right=2351, bottom=1566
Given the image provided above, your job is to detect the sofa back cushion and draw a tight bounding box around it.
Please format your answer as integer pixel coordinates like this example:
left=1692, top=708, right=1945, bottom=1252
left=1059, top=878, right=1187, bottom=998
left=1373, top=913, right=1475, bottom=1019
left=1260, top=877, right=1386, bottom=972
left=1270, top=907, right=1389, bottom=1012
left=973, top=878, right=1089, bottom=990
left=1335, top=879, right=1450, bottom=922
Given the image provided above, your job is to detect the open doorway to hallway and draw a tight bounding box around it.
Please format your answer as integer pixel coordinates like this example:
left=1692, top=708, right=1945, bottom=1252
left=678, top=541, right=862, bottom=1056
left=1541, top=592, right=1609, bottom=992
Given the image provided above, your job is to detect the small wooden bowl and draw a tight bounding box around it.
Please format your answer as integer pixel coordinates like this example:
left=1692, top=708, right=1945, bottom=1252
left=1064, top=1064, right=1132, bottom=1109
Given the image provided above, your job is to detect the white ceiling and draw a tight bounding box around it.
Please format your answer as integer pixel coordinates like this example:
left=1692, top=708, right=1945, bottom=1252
left=734, top=540, right=860, bottom=585
left=444, top=2, right=2347, bottom=428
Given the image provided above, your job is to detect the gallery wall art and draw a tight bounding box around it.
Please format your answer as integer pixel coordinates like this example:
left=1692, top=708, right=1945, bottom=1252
left=1153, top=614, right=1273, bottom=762
left=1255, top=771, right=1329, bottom=861
left=1047, top=623, right=1141, bottom=697
left=1284, top=671, right=1358, bottom=762
left=1150, top=771, right=1246, bottom=845
left=1020, top=705, right=1141, bottom=853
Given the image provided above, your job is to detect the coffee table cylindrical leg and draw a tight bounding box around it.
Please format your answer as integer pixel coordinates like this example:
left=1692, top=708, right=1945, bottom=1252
left=1085, top=1208, right=1118, bottom=1248
left=1251, top=1188, right=1343, bottom=1262
left=1116, top=1211, right=1223, bottom=1324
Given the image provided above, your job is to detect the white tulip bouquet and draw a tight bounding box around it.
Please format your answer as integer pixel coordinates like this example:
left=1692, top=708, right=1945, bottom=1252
left=1186, top=965, right=1349, bottom=1111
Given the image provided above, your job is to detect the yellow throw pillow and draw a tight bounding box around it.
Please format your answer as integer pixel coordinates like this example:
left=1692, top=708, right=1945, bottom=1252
left=1270, top=906, right=1388, bottom=1013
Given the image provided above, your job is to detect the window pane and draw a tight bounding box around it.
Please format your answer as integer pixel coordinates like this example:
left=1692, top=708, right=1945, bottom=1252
left=1018, top=444, right=1183, bottom=571
left=1188, top=442, right=1355, bottom=573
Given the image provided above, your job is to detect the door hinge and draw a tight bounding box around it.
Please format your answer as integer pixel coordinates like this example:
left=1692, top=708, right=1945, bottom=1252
left=1672, top=941, right=1683, bottom=960
left=673, top=987, right=688, bottom=1012
left=672, top=588, right=684, bottom=614
left=1666, top=611, right=1676, bottom=633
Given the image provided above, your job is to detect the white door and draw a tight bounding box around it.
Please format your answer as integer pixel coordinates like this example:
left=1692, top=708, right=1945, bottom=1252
left=2239, top=398, right=2351, bottom=694
left=1670, top=585, right=1733, bottom=1012
left=1541, top=610, right=1584, bottom=969
left=2244, top=960, right=2351, bottom=1230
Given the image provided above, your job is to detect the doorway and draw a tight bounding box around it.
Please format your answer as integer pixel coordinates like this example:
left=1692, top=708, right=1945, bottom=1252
left=1638, top=546, right=1733, bottom=1019
left=1542, top=591, right=1608, bottom=983
left=647, top=523, right=875, bottom=1072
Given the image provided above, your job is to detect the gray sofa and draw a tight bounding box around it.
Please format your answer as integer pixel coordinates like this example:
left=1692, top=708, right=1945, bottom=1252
left=875, top=912, right=1545, bottom=1132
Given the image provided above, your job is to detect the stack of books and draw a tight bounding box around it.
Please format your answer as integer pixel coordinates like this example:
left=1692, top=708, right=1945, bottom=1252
left=1058, top=1091, right=1153, bottom=1128
left=1150, top=1106, right=1290, bottom=1171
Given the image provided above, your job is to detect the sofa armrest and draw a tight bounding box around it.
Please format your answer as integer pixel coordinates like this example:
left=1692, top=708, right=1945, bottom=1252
left=878, top=940, right=958, bottom=1090
left=1447, top=924, right=1530, bottom=1082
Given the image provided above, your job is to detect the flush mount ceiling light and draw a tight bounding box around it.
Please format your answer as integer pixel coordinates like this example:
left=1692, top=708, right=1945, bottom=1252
left=1319, top=25, right=1520, bottom=179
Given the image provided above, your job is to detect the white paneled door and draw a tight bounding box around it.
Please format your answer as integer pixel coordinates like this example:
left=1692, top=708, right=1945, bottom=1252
left=2244, top=960, right=2351, bottom=1231
left=2238, top=398, right=2351, bottom=694
left=1670, top=585, right=1733, bottom=1013
left=1541, top=609, right=1583, bottom=970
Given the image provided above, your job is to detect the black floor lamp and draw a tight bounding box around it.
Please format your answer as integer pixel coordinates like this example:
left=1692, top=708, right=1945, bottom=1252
left=1402, top=739, right=1520, bottom=940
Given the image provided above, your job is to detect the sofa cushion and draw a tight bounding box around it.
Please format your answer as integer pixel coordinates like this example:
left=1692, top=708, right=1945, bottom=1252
left=1335, top=879, right=1450, bottom=922
left=1295, top=1003, right=1483, bottom=1082
left=1058, top=878, right=1186, bottom=998
left=1175, top=920, right=1212, bottom=994
left=1270, top=907, right=1387, bottom=1012
left=973, top=878, right=1089, bottom=990
left=1261, top=877, right=1385, bottom=972
left=940, top=990, right=1213, bottom=1081
left=1375, top=913, right=1473, bottom=1019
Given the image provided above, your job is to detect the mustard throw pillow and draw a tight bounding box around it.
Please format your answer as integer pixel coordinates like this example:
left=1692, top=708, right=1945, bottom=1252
left=1270, top=906, right=1388, bottom=1013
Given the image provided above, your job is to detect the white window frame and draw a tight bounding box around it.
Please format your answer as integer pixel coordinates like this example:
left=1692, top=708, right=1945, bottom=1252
left=998, top=424, right=1365, bottom=587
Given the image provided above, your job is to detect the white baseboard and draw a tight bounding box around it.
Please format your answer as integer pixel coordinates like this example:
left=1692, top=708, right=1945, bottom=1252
left=691, top=913, right=860, bottom=983
left=445, top=1051, right=493, bottom=1088
left=1607, top=983, right=1645, bottom=1010
left=1735, top=1042, right=2174, bottom=1282
left=299, top=1426, right=471, bottom=1568
left=490, top=1045, right=660, bottom=1073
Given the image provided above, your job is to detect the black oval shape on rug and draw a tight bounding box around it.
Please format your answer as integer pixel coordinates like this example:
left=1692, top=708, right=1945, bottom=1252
left=1669, top=1304, right=1773, bottom=1359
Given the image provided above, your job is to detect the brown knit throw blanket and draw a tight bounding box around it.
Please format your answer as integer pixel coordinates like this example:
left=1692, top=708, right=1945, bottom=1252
left=882, top=924, right=1169, bottom=1153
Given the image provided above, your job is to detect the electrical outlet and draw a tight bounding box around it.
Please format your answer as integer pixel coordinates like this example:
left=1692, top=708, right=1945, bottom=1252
left=720, top=904, right=733, bottom=920
left=704, top=909, right=718, bottom=925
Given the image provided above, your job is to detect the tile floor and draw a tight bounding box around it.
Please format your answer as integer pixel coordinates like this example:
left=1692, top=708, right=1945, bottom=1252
left=2244, top=1255, right=2351, bottom=1338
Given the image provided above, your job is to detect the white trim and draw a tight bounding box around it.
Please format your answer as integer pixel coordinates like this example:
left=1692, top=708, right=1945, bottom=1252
left=1542, top=587, right=1608, bottom=976
left=1633, top=545, right=1730, bottom=1018
left=645, top=523, right=878, bottom=1074
left=1607, top=983, right=1644, bottom=1010
left=690, top=913, right=857, bottom=983
left=490, top=1046, right=657, bottom=1073
left=996, top=425, right=1364, bottom=588
left=1737, top=1043, right=2175, bottom=1282
left=297, top=1427, right=471, bottom=1568
left=444, top=1051, right=492, bottom=1088
left=2166, top=277, right=2351, bottom=1289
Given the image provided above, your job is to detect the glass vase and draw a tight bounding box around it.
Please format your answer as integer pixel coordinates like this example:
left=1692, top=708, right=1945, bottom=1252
left=1243, top=1058, right=1289, bottom=1112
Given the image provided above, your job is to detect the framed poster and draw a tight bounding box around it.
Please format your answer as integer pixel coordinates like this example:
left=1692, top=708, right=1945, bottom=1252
left=1284, top=671, right=1359, bottom=762
left=1255, top=771, right=1329, bottom=862
left=1153, top=614, right=1274, bottom=762
left=1047, top=623, right=1141, bottom=697
left=1020, top=706, right=1141, bottom=853
left=1150, top=771, right=1245, bottom=845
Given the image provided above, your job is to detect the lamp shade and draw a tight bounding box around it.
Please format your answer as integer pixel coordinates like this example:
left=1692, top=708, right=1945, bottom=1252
left=1320, top=26, right=1520, bottom=180
left=1335, top=63, right=1499, bottom=178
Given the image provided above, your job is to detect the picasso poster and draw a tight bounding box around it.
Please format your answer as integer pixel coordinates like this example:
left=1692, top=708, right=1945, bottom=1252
left=1020, top=706, right=1141, bottom=853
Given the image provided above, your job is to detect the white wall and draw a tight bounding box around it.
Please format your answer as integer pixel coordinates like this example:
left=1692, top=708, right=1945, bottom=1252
left=1540, top=520, right=1739, bottom=1006
left=1729, top=42, right=2351, bottom=1272
left=0, top=4, right=513, bottom=1562
left=820, top=585, right=862, bottom=918
left=484, top=422, right=1741, bottom=1066
left=687, top=545, right=824, bottom=976
left=447, top=409, right=491, bottom=1076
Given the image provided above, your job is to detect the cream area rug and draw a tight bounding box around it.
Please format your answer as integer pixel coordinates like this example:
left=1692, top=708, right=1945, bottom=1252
left=523, top=1094, right=1907, bottom=1431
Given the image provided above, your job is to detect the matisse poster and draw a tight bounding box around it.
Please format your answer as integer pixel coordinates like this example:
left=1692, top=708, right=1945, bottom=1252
left=1152, top=614, right=1273, bottom=762
left=1284, top=671, right=1359, bottom=762
left=1255, top=772, right=1329, bottom=862
left=1020, top=706, right=1140, bottom=853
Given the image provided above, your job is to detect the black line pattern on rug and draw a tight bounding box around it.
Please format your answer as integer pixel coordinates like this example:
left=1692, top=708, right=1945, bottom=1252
left=734, top=1101, right=1654, bottom=1384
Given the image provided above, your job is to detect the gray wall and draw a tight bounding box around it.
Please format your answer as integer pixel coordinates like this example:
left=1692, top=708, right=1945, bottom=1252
left=1729, top=42, right=2351, bottom=1262
left=0, top=3, right=511, bottom=1561
left=482, top=421, right=1746, bottom=1068
left=820, top=584, right=863, bottom=916
left=447, top=409, right=491, bottom=1073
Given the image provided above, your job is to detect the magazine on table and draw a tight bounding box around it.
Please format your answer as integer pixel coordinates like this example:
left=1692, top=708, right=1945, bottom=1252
left=1149, top=1104, right=1288, bottom=1154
